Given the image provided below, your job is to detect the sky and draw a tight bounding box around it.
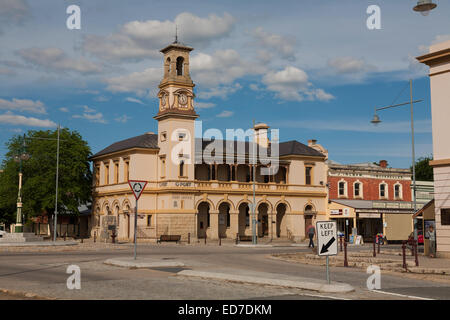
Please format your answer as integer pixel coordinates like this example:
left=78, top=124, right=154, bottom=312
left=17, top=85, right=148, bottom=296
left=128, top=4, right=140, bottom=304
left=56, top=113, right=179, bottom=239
left=0, top=0, right=448, bottom=168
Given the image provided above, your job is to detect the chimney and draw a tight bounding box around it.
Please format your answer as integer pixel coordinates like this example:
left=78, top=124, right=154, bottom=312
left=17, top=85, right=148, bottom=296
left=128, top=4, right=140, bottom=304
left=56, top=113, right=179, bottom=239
left=253, top=123, right=269, bottom=149
left=379, top=160, right=388, bottom=168
left=308, top=139, right=317, bottom=146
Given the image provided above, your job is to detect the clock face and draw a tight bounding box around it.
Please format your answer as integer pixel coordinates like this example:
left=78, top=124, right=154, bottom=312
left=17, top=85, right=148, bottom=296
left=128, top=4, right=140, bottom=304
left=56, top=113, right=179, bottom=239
left=179, top=93, right=188, bottom=106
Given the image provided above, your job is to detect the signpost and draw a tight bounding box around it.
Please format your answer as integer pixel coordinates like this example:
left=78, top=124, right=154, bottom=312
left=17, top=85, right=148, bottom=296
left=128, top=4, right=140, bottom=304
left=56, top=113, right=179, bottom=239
left=128, top=180, right=148, bottom=260
left=316, top=220, right=338, bottom=284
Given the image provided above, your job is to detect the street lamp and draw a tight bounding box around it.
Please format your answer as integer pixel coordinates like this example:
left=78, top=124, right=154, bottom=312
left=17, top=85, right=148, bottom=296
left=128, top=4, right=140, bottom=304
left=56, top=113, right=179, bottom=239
left=413, top=0, right=437, bottom=16
left=13, top=134, right=30, bottom=233
left=370, top=79, right=423, bottom=243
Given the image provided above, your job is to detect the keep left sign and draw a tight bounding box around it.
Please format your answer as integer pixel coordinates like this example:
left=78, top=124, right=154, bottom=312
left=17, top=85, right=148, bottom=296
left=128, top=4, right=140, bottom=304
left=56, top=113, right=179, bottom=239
left=316, top=220, right=338, bottom=256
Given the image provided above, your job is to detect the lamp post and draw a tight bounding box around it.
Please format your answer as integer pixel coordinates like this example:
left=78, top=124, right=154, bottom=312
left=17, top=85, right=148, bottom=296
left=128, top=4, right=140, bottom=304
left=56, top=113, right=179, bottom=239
left=413, top=0, right=437, bottom=16
left=370, top=79, right=423, bottom=243
left=252, top=120, right=257, bottom=245
left=13, top=134, right=30, bottom=233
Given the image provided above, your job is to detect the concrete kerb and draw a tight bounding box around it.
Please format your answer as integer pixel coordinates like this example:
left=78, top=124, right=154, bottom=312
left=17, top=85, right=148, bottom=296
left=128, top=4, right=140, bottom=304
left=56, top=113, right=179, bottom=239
left=0, top=241, right=78, bottom=247
left=177, top=270, right=354, bottom=293
left=234, top=244, right=273, bottom=248
left=104, top=257, right=186, bottom=268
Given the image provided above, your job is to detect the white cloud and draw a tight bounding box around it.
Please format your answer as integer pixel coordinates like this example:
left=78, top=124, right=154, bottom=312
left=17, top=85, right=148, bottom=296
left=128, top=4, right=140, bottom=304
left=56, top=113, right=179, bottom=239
left=216, top=110, right=234, bottom=118
left=262, top=66, right=333, bottom=102
left=0, top=112, right=56, bottom=127
left=104, top=67, right=161, bottom=97
left=251, top=27, right=296, bottom=61
left=197, top=83, right=242, bottom=100
left=72, top=106, right=107, bottom=123
left=83, top=12, right=235, bottom=62
left=273, top=119, right=432, bottom=134
left=327, top=57, right=368, bottom=74
left=125, top=97, right=145, bottom=105
left=94, top=96, right=109, bottom=102
left=59, top=107, right=69, bottom=112
left=0, top=0, right=30, bottom=33
left=195, top=101, right=216, bottom=109
left=0, top=98, right=46, bottom=113
left=115, top=115, right=131, bottom=123
left=0, top=67, right=15, bottom=75
left=17, top=47, right=102, bottom=74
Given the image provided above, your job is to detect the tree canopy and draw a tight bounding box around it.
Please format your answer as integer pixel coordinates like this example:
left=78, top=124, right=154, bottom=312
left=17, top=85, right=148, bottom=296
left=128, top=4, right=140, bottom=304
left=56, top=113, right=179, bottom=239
left=0, top=128, right=92, bottom=225
left=412, top=156, right=433, bottom=181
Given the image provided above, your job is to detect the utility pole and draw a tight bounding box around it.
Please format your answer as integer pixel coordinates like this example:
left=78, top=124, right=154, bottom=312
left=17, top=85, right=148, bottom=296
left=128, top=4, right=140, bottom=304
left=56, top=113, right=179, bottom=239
left=252, top=120, right=257, bottom=245
left=410, top=80, right=418, bottom=242
left=53, top=124, right=60, bottom=242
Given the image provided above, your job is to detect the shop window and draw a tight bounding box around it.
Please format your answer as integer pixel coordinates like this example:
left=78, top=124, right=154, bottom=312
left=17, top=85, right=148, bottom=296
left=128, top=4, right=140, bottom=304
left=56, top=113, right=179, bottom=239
left=441, top=209, right=450, bottom=225
left=147, top=215, right=152, bottom=227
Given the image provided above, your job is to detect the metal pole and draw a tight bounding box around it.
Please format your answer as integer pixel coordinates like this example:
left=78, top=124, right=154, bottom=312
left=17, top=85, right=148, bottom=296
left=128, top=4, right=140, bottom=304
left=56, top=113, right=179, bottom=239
left=134, top=199, right=138, bottom=260
left=410, top=79, right=418, bottom=243
left=326, top=256, right=330, bottom=284
left=252, top=120, right=257, bottom=245
left=53, top=124, right=60, bottom=242
left=344, top=240, right=348, bottom=267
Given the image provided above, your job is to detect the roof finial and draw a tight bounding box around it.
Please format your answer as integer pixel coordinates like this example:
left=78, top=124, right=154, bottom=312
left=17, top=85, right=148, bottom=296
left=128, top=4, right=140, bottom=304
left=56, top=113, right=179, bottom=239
left=174, top=25, right=178, bottom=43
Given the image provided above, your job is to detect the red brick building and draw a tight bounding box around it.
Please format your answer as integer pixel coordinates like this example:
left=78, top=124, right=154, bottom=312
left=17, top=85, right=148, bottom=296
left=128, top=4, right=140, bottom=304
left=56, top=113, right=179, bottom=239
left=327, top=160, right=415, bottom=242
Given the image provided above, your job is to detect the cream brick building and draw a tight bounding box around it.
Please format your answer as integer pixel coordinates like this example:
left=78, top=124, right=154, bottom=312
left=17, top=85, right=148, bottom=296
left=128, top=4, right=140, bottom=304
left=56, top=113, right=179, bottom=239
left=89, top=41, right=329, bottom=243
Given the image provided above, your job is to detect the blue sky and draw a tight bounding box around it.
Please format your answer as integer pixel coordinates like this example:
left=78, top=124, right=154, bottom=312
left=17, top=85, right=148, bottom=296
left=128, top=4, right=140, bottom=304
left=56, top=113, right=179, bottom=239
left=0, top=0, right=448, bottom=168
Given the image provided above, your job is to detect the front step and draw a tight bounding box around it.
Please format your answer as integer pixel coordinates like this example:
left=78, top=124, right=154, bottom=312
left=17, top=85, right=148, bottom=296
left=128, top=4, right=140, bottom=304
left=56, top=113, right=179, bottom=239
left=0, top=232, right=44, bottom=242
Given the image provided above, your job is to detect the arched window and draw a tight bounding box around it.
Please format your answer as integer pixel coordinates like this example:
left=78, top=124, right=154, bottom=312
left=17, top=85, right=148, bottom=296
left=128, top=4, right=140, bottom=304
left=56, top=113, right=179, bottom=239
left=176, top=57, right=184, bottom=76
left=338, top=180, right=347, bottom=197
left=245, top=206, right=250, bottom=227
left=379, top=183, right=387, bottom=198
left=305, top=205, right=313, bottom=213
left=394, top=183, right=402, bottom=199
left=354, top=181, right=363, bottom=198
left=166, top=57, right=171, bottom=74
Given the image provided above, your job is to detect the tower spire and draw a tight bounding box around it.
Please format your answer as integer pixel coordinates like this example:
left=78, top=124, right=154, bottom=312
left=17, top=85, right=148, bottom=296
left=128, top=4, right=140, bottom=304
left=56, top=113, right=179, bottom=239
left=174, top=25, right=178, bottom=43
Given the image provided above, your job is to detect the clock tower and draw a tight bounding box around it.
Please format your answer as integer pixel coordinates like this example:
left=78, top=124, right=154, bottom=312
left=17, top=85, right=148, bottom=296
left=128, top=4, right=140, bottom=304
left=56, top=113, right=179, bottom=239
left=155, top=40, right=198, bottom=181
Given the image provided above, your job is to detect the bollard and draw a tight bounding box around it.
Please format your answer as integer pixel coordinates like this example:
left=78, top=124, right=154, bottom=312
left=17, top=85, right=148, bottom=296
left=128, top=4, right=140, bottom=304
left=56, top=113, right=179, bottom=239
left=94, top=231, right=96, bottom=243
left=188, top=232, right=190, bottom=244
left=340, top=236, right=343, bottom=252
left=219, top=236, right=221, bottom=246
left=344, top=240, right=348, bottom=267
left=64, top=232, right=66, bottom=241
left=373, top=237, right=376, bottom=257
left=204, top=233, right=207, bottom=245
left=414, top=241, right=419, bottom=267
left=235, top=233, right=239, bottom=245
left=81, top=238, right=83, bottom=244
left=111, top=230, right=116, bottom=244
left=402, top=241, right=407, bottom=270
left=377, top=236, right=381, bottom=254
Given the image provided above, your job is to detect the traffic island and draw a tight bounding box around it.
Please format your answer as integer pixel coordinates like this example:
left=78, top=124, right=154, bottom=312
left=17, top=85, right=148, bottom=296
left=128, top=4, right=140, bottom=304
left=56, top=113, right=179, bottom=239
left=177, top=270, right=354, bottom=293
left=104, top=257, right=186, bottom=268
left=271, top=252, right=450, bottom=275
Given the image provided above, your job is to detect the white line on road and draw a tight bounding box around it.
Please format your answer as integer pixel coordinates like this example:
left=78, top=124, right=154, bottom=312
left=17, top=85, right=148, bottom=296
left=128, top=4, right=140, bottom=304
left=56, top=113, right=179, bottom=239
left=369, top=289, right=434, bottom=300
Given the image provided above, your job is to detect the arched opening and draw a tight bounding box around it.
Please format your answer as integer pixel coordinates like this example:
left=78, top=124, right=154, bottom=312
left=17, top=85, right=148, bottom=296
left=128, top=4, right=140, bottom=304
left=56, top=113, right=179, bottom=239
left=304, top=205, right=315, bottom=238
left=257, top=203, right=269, bottom=237
left=176, top=56, right=184, bottom=76
left=218, top=202, right=230, bottom=238
left=238, top=202, right=250, bottom=236
left=166, top=57, right=171, bottom=75
left=197, top=202, right=210, bottom=239
left=276, top=203, right=286, bottom=238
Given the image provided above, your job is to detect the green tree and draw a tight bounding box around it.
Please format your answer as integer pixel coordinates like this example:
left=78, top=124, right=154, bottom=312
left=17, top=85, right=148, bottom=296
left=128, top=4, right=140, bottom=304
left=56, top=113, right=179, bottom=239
left=412, top=156, right=434, bottom=181
left=0, top=128, right=92, bottom=226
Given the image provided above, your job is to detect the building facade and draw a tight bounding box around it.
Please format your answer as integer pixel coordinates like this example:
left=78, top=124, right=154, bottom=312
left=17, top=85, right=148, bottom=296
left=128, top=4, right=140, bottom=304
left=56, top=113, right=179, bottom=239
left=89, top=41, right=329, bottom=243
left=417, top=40, right=450, bottom=257
left=327, top=160, right=414, bottom=242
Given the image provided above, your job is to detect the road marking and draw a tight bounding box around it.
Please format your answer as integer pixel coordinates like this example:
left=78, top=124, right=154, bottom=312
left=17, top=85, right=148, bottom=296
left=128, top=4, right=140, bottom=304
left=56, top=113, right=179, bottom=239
left=298, top=292, right=351, bottom=300
left=369, top=289, right=434, bottom=300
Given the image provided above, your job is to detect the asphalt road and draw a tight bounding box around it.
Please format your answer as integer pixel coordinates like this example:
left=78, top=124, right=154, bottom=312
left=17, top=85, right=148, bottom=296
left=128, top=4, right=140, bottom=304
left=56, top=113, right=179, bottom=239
left=0, top=243, right=449, bottom=300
